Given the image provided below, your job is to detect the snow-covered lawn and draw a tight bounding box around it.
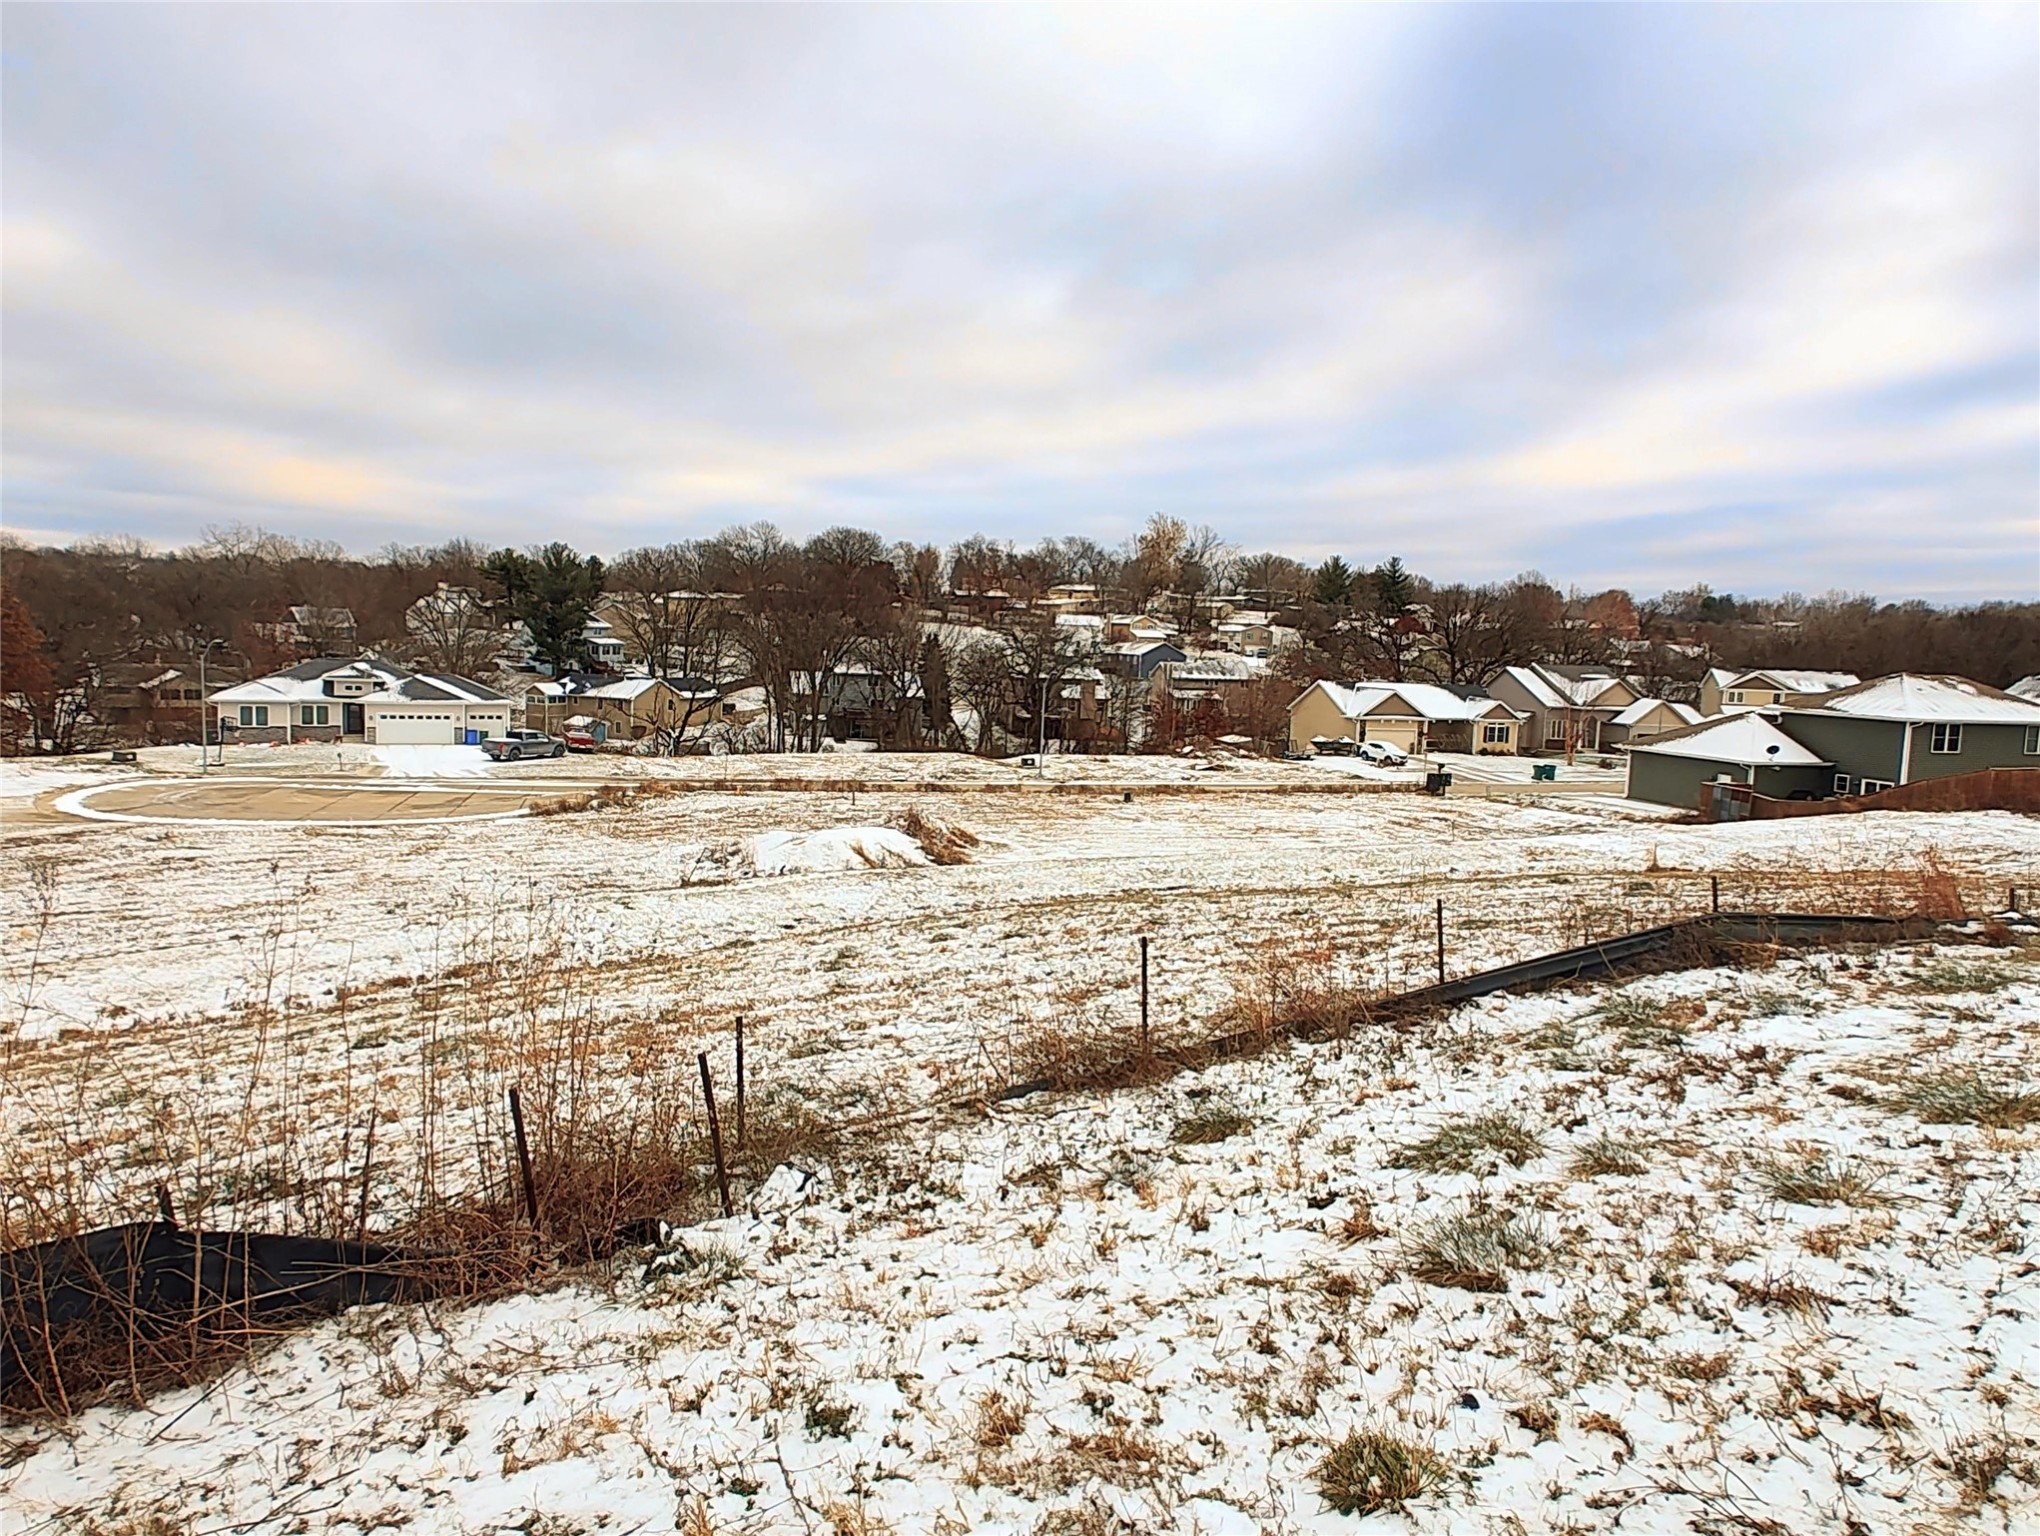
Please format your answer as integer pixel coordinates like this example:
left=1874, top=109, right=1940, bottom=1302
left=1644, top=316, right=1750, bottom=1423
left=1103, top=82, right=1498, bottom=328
left=4, top=769, right=2038, bottom=1529
left=7, top=949, right=2036, bottom=1532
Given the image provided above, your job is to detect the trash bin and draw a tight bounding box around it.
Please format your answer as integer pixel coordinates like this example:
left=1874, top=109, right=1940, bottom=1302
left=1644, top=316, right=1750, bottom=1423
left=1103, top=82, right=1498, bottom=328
left=1532, top=763, right=1557, bottom=782
left=1424, top=771, right=1452, bottom=795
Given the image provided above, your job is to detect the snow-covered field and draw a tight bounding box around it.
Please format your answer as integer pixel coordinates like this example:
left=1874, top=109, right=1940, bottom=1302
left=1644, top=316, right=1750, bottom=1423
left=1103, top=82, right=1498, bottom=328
left=3, top=760, right=2038, bottom=1529
left=7, top=948, right=2037, bottom=1532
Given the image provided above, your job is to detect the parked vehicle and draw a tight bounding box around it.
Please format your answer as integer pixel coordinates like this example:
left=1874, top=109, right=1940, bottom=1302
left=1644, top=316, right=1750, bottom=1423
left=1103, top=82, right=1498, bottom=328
left=1356, top=741, right=1410, bottom=767
left=562, top=728, right=598, bottom=753
left=481, top=729, right=565, bottom=761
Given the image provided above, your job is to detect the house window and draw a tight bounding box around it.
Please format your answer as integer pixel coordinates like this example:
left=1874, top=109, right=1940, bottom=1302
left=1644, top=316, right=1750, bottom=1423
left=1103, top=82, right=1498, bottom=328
left=2025, top=726, right=2039, bottom=755
left=1833, top=774, right=1852, bottom=794
left=1726, top=690, right=1744, bottom=705
left=1544, top=718, right=1565, bottom=745
left=1929, top=723, right=1962, bottom=754
left=1859, top=779, right=1894, bottom=794
left=1482, top=722, right=1511, bottom=744
left=300, top=705, right=329, bottom=726
left=239, top=705, right=268, bottom=727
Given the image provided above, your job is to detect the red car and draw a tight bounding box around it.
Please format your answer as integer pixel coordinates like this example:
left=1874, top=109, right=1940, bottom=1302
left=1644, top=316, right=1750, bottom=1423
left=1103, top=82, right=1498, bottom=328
left=563, top=728, right=598, bottom=753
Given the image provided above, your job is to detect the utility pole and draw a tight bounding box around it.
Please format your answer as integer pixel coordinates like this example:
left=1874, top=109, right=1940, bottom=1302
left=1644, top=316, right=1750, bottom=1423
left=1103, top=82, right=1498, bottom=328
left=1038, top=674, right=1048, bottom=761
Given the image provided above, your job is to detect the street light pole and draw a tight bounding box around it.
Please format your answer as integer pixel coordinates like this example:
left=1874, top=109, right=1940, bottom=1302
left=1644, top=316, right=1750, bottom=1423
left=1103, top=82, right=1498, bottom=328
left=198, top=637, right=225, bottom=772
left=1038, top=675, right=1048, bottom=761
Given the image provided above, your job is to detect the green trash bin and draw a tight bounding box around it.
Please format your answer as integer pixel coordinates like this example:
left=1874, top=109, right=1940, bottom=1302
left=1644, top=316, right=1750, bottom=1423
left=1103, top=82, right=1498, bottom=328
left=1532, top=763, right=1557, bottom=782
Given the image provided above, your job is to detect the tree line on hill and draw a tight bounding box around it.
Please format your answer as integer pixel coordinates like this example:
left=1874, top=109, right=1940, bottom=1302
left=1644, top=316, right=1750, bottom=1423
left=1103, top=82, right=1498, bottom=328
left=2, top=514, right=2035, bottom=753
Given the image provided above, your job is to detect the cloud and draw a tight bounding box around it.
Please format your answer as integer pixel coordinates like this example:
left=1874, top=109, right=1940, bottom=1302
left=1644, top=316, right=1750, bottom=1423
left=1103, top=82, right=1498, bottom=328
left=1, top=4, right=2034, bottom=599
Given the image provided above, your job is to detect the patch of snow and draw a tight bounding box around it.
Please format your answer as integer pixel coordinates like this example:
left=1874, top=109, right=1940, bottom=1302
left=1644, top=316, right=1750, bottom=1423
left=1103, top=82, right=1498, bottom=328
left=746, top=825, right=930, bottom=874
left=372, top=745, right=495, bottom=778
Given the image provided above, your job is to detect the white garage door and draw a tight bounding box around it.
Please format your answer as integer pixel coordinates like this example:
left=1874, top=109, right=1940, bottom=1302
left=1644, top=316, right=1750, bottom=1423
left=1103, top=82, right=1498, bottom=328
left=370, top=709, right=462, bottom=745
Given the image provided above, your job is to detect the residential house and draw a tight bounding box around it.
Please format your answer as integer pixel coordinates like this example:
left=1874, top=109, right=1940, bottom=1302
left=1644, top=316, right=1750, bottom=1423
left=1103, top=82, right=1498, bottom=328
left=1287, top=680, right=1523, bottom=756
left=209, top=657, right=511, bottom=745
left=94, top=661, right=239, bottom=743
left=1624, top=674, right=2040, bottom=807
left=1488, top=665, right=1640, bottom=754
left=580, top=617, right=627, bottom=671
left=1104, top=614, right=1177, bottom=645
left=254, top=606, right=358, bottom=657
left=1698, top=668, right=1860, bottom=717
left=1011, top=667, right=1104, bottom=749
left=1602, top=698, right=1702, bottom=747
left=788, top=663, right=928, bottom=744
left=523, top=673, right=720, bottom=742
left=1151, top=655, right=1268, bottom=710
left=1100, top=639, right=1187, bottom=680
left=404, top=584, right=532, bottom=673
left=1776, top=674, right=2040, bottom=795
left=1212, top=612, right=1277, bottom=657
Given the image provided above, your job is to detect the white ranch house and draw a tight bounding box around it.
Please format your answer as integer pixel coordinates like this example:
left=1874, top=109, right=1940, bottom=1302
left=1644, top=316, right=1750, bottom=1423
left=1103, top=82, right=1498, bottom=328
left=208, top=657, right=512, bottom=746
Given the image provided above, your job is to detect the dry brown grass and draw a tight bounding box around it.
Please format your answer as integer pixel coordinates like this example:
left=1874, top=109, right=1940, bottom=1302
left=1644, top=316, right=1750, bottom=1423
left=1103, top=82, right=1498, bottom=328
left=888, top=805, right=980, bottom=865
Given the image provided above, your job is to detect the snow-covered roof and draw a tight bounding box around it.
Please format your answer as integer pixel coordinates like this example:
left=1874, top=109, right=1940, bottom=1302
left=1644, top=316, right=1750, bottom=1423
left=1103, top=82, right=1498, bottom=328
left=209, top=658, right=407, bottom=705
left=1736, top=668, right=1859, bottom=694
left=1501, top=664, right=1633, bottom=709
left=209, top=657, right=503, bottom=707
left=1783, top=673, right=2040, bottom=725
left=1626, top=712, right=1830, bottom=767
left=1105, top=639, right=1182, bottom=656
left=2011, top=675, right=2040, bottom=701
left=1610, top=698, right=1702, bottom=728
left=1309, top=680, right=1520, bottom=723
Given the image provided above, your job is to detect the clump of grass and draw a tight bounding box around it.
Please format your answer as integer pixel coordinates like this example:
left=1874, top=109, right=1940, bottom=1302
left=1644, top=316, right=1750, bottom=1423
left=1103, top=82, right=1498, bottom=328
left=971, top=1389, right=1026, bottom=1450
left=1402, top=1207, right=1549, bottom=1291
left=804, top=1390, right=856, bottom=1438
left=1890, top=1070, right=2040, bottom=1128
left=889, top=805, right=980, bottom=865
left=650, top=1237, right=747, bottom=1288
left=1757, top=1147, right=1886, bottom=1207
left=1569, top=1134, right=1648, bottom=1178
left=1395, top=1113, right=1544, bottom=1174
left=1171, top=1098, right=1253, bottom=1145
left=1588, top=994, right=1657, bottom=1032
left=1899, top=959, right=2024, bottom=995
left=1315, top=1428, right=1451, bottom=1516
left=1667, top=1350, right=1733, bottom=1382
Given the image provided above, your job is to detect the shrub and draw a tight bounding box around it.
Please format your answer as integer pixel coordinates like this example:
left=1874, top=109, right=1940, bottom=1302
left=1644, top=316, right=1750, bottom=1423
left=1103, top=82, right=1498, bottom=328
left=1315, top=1428, right=1450, bottom=1516
left=1402, top=1207, right=1548, bottom=1291
left=1395, top=1114, right=1544, bottom=1174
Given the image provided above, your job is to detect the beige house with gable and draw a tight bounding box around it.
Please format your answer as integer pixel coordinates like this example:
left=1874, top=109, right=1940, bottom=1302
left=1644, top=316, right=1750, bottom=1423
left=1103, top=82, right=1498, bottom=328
left=1288, top=680, right=1522, bottom=756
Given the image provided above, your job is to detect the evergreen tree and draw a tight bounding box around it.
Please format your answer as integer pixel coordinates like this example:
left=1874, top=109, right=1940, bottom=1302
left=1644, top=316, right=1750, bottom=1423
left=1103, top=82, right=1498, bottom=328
left=484, top=543, right=605, bottom=673
left=1311, top=555, right=1355, bottom=607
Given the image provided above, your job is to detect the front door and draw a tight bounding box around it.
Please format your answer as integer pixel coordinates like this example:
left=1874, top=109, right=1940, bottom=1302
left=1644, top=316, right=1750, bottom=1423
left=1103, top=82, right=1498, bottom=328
left=344, top=702, right=364, bottom=735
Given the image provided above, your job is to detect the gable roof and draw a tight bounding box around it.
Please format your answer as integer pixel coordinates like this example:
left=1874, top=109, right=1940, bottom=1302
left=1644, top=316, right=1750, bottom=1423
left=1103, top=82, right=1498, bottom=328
left=1305, top=680, right=1521, bottom=724
left=1625, top=712, right=1830, bottom=768
left=1611, top=698, right=1702, bottom=728
left=1732, top=668, right=1859, bottom=694
left=2010, top=676, right=2040, bottom=701
left=1781, top=673, right=2040, bottom=725
left=1496, top=664, right=1633, bottom=710
left=209, top=656, right=502, bottom=707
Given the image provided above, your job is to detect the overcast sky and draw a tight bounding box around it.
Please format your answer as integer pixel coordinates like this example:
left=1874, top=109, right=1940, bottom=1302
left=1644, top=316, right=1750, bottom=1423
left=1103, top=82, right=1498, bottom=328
left=4, top=4, right=2036, bottom=599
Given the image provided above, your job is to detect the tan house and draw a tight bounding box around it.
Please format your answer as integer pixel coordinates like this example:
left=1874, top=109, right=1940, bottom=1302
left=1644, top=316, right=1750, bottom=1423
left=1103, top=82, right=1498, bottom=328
left=1698, top=668, right=1860, bottom=717
left=1489, top=665, right=1641, bottom=754
left=524, top=674, right=719, bottom=741
left=1288, top=680, right=1522, bottom=756
left=1604, top=697, right=1702, bottom=746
